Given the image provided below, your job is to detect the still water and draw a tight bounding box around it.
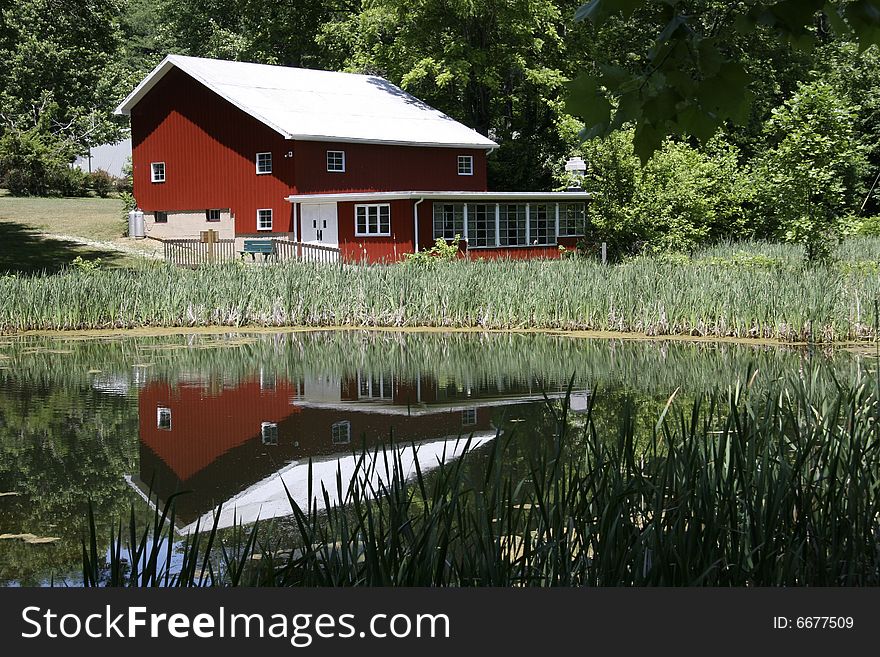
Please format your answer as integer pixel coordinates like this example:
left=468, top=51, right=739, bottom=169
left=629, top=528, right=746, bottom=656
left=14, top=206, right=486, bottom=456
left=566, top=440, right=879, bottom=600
left=0, top=329, right=861, bottom=585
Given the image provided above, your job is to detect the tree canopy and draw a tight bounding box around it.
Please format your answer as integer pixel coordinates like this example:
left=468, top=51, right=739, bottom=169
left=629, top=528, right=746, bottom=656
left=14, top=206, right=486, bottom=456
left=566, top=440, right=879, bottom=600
left=566, top=0, right=880, bottom=161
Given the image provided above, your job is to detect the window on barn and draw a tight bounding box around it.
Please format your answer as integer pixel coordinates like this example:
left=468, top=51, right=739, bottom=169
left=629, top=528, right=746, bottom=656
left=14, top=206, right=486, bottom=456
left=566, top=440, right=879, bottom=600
left=261, top=422, right=279, bottom=446
left=499, top=204, right=527, bottom=246
left=151, top=162, right=165, bottom=183
left=433, top=203, right=464, bottom=240
left=355, top=204, right=390, bottom=236
left=331, top=421, right=351, bottom=445
left=558, top=203, right=587, bottom=236
left=462, top=408, right=477, bottom=427
left=457, top=155, right=474, bottom=176
left=256, top=152, right=272, bottom=174
left=466, top=204, right=495, bottom=247
left=529, top=204, right=554, bottom=245
left=154, top=211, right=168, bottom=224
left=257, top=208, right=273, bottom=231
left=206, top=209, right=221, bottom=222
left=327, top=150, right=346, bottom=172
left=156, top=407, right=171, bottom=431
left=358, top=373, right=394, bottom=400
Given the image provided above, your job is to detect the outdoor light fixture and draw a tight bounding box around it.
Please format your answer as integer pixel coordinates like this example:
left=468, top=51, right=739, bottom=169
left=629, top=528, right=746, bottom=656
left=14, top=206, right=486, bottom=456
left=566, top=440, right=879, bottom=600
left=564, top=156, right=587, bottom=189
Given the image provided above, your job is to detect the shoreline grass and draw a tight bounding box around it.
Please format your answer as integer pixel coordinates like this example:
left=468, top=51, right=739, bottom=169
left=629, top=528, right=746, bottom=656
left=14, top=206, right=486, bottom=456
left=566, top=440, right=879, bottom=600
left=2, top=243, right=880, bottom=340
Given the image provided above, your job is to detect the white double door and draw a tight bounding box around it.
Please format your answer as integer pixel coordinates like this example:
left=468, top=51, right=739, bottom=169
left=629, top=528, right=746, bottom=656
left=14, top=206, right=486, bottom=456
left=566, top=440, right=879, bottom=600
left=300, top=203, right=339, bottom=247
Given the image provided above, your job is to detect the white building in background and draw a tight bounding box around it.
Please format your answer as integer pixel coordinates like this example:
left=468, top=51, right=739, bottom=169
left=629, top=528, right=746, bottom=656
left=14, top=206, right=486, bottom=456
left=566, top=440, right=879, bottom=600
left=73, top=137, right=132, bottom=178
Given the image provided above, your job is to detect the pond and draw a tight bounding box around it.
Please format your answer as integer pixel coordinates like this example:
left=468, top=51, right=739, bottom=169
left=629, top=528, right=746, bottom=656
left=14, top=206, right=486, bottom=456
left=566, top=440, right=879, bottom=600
left=0, top=329, right=866, bottom=585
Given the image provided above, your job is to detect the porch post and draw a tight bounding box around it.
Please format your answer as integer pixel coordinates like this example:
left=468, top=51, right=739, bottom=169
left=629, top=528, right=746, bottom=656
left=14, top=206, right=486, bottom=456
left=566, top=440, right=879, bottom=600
left=554, top=203, right=560, bottom=241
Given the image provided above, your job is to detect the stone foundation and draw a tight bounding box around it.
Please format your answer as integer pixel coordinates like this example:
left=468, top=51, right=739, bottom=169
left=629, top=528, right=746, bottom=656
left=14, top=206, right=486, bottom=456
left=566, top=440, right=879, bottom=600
left=145, top=210, right=235, bottom=240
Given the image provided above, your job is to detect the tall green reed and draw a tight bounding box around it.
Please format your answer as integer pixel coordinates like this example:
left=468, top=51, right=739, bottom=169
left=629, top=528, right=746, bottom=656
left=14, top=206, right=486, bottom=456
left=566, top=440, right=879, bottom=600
left=4, top=239, right=880, bottom=340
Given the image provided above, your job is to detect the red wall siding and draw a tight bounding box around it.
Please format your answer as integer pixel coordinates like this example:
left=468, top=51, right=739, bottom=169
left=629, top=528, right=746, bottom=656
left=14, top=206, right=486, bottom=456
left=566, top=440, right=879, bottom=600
left=336, top=200, right=415, bottom=263
left=131, top=68, right=296, bottom=234
left=138, top=379, right=298, bottom=481
left=293, top=141, right=487, bottom=194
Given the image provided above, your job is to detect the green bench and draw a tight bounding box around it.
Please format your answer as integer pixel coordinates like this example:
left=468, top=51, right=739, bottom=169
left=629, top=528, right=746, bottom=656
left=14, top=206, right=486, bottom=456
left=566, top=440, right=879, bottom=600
left=239, top=239, right=276, bottom=261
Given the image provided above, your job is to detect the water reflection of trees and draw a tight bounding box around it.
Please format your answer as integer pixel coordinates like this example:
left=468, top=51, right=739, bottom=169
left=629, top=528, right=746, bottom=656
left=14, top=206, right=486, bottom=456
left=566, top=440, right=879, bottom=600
left=0, top=384, right=139, bottom=585
left=0, top=331, right=858, bottom=396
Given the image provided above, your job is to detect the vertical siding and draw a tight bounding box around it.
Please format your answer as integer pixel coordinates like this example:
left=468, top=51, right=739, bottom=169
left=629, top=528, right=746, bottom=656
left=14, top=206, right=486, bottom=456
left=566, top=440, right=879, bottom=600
left=293, top=141, right=488, bottom=194
left=131, top=68, right=296, bottom=234
left=138, top=379, right=299, bottom=481
left=337, top=199, right=415, bottom=263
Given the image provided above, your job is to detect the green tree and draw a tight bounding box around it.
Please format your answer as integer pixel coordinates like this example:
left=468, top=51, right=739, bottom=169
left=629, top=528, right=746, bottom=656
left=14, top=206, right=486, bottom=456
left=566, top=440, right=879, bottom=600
left=567, top=0, right=880, bottom=160
left=0, top=1, right=128, bottom=148
left=320, top=0, right=585, bottom=190
left=0, top=0, right=130, bottom=194
left=579, top=130, right=752, bottom=255
left=152, top=0, right=351, bottom=68
left=753, top=82, right=868, bottom=261
left=814, top=41, right=880, bottom=212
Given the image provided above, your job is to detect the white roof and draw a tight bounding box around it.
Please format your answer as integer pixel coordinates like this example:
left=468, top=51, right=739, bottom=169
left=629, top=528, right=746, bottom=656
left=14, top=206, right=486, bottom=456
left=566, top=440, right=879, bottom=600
left=172, top=434, right=496, bottom=534
left=115, top=54, right=498, bottom=150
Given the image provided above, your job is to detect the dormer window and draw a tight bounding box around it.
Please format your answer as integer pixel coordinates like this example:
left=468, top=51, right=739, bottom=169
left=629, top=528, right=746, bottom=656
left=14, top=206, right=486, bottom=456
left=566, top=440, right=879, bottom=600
left=256, top=152, right=272, bottom=174
left=457, top=155, right=473, bottom=176
left=327, top=150, right=345, bottom=172
left=151, top=162, right=165, bottom=183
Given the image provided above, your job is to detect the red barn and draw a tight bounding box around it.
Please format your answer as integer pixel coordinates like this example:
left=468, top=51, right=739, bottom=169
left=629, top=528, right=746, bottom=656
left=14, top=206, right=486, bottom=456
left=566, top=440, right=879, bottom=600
left=115, top=55, right=591, bottom=263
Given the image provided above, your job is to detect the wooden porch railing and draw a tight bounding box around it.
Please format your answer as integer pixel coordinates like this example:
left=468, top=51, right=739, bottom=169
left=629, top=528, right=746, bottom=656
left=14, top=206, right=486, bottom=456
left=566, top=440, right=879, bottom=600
left=162, top=238, right=236, bottom=267
left=272, top=239, right=341, bottom=264
left=161, top=237, right=341, bottom=266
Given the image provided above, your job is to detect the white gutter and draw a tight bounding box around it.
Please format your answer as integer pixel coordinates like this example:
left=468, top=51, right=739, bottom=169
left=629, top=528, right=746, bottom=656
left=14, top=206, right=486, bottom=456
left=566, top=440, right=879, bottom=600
left=285, top=190, right=592, bottom=203
left=413, top=197, right=424, bottom=252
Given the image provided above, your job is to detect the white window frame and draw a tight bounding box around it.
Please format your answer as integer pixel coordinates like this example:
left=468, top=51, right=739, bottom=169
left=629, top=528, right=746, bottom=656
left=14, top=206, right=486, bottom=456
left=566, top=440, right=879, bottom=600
left=354, top=203, right=391, bottom=237
left=433, top=203, right=465, bottom=241
left=206, top=209, right=222, bottom=222
left=331, top=420, right=351, bottom=445
left=256, top=152, right=272, bottom=175
left=462, top=408, right=477, bottom=427
left=558, top=202, right=588, bottom=237
left=327, top=150, right=346, bottom=172
left=261, top=421, right=279, bottom=446
left=457, top=155, right=474, bottom=176
left=257, top=208, right=273, bottom=231
left=156, top=407, right=172, bottom=431
left=151, top=162, right=165, bottom=183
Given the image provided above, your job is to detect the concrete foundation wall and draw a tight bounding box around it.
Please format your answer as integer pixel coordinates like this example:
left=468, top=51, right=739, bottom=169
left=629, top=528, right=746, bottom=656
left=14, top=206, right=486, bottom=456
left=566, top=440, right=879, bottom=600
left=145, top=210, right=235, bottom=240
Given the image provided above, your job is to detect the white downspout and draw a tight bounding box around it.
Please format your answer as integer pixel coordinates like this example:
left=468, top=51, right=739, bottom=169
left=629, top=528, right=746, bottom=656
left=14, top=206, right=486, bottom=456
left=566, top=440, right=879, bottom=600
left=413, top=197, right=425, bottom=252
left=293, top=202, right=298, bottom=243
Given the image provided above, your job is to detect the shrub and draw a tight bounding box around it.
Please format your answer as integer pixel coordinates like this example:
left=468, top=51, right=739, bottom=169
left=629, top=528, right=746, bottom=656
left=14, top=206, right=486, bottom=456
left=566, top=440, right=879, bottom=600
left=54, top=166, right=90, bottom=197
left=70, top=256, right=102, bottom=272
left=751, top=82, right=869, bottom=262
left=855, top=216, right=880, bottom=236
left=580, top=131, right=752, bottom=256
left=403, top=235, right=461, bottom=265
left=0, top=127, right=81, bottom=196
left=89, top=169, right=115, bottom=197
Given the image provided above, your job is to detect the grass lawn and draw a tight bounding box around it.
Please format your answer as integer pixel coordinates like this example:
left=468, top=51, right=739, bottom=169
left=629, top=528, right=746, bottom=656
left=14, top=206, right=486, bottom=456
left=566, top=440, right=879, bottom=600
left=0, top=190, right=160, bottom=273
